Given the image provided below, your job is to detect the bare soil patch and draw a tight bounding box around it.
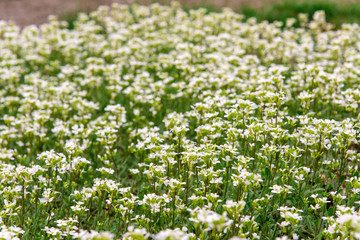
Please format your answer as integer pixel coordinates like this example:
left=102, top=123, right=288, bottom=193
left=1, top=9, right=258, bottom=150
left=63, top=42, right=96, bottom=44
left=0, top=0, right=358, bottom=27
left=0, top=0, right=268, bottom=27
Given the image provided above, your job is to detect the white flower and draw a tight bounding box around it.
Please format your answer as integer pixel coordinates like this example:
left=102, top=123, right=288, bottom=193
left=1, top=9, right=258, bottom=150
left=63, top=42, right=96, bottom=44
left=75, top=230, right=114, bottom=240
left=154, top=229, right=190, bottom=240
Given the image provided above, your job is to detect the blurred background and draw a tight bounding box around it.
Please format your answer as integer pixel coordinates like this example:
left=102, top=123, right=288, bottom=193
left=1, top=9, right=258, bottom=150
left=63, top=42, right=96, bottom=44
left=0, top=0, right=360, bottom=27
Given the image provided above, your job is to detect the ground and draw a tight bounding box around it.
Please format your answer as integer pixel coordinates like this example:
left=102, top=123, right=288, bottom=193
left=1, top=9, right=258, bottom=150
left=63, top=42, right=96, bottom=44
left=0, top=0, right=272, bottom=27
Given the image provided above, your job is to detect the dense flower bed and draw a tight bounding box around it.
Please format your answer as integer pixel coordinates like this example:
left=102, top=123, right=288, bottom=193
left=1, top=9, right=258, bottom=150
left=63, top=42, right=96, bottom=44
left=1, top=3, right=360, bottom=239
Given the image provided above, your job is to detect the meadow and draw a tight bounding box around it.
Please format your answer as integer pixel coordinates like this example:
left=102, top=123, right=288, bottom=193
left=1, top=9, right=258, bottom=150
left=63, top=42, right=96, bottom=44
left=1, top=2, right=360, bottom=239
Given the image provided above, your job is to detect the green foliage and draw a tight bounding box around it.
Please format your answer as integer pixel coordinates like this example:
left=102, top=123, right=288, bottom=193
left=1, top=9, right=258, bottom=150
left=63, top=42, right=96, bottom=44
left=240, top=0, right=360, bottom=28
left=61, top=11, right=79, bottom=30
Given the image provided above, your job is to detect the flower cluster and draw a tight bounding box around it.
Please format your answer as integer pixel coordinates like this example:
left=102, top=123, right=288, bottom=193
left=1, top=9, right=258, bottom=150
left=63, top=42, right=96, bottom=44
left=0, top=2, right=360, bottom=239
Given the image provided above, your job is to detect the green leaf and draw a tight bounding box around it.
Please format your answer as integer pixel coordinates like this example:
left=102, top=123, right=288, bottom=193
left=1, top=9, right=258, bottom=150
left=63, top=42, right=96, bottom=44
left=327, top=207, right=335, bottom=216
left=340, top=175, right=346, bottom=184
left=265, top=167, right=270, bottom=176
